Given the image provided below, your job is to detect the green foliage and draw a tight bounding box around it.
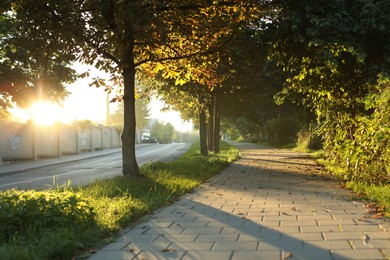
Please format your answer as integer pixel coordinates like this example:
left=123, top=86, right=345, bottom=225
left=0, top=190, right=95, bottom=241
left=150, top=121, right=175, bottom=143
left=86, top=191, right=148, bottom=232
left=296, top=124, right=323, bottom=152
left=0, top=10, right=75, bottom=114
left=321, top=77, right=389, bottom=184
left=346, top=181, right=390, bottom=218
left=0, top=190, right=97, bottom=259
left=264, top=117, right=300, bottom=146
left=218, top=25, right=309, bottom=145
left=0, top=226, right=101, bottom=260
left=109, top=98, right=150, bottom=130
left=180, top=130, right=199, bottom=143
left=5, top=0, right=258, bottom=176
left=268, top=1, right=390, bottom=184
left=0, top=141, right=239, bottom=259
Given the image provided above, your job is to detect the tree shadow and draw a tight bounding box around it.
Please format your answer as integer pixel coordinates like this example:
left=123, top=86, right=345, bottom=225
left=90, top=146, right=387, bottom=260
left=110, top=198, right=347, bottom=260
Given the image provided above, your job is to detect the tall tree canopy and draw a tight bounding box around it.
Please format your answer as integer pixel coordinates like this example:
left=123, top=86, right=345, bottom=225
left=267, top=0, right=390, bottom=183
left=2, top=0, right=259, bottom=176
left=0, top=5, right=75, bottom=118
left=268, top=0, right=390, bottom=114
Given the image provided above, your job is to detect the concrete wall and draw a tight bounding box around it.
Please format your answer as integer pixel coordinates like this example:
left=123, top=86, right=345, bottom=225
left=36, top=124, right=60, bottom=158
left=113, top=128, right=121, bottom=147
left=91, top=126, right=103, bottom=151
left=102, top=127, right=111, bottom=148
left=61, top=124, right=78, bottom=155
left=0, top=120, right=35, bottom=160
left=78, top=128, right=91, bottom=151
left=0, top=120, right=121, bottom=160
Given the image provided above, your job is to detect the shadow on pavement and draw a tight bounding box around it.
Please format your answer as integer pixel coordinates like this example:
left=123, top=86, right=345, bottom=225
left=89, top=142, right=388, bottom=260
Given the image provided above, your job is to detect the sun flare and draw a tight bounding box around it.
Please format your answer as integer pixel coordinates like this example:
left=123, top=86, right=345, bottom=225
left=30, top=101, right=72, bottom=125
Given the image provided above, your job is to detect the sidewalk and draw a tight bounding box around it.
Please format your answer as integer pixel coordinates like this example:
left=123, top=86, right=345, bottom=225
left=0, top=147, right=122, bottom=177
left=88, top=142, right=390, bottom=260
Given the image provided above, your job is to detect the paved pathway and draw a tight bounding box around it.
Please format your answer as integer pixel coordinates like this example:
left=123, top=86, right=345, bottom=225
left=89, top=142, right=390, bottom=260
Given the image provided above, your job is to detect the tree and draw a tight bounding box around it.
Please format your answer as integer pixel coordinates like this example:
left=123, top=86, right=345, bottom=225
left=267, top=0, right=390, bottom=182
left=268, top=0, right=390, bottom=115
left=5, top=0, right=258, bottom=176
left=153, top=80, right=212, bottom=156
left=110, top=95, right=150, bottom=132
left=150, top=121, right=175, bottom=144
left=0, top=6, right=75, bottom=118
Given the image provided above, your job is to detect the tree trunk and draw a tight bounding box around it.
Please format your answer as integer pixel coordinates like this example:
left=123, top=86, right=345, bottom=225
left=208, top=103, right=214, bottom=152
left=213, top=88, right=221, bottom=153
left=121, top=41, right=140, bottom=177
left=199, top=108, right=208, bottom=156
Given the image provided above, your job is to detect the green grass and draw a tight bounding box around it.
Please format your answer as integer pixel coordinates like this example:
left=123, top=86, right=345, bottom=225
left=0, top=141, right=239, bottom=260
left=345, top=181, right=390, bottom=218
left=314, top=153, right=390, bottom=218
left=256, top=140, right=390, bottom=217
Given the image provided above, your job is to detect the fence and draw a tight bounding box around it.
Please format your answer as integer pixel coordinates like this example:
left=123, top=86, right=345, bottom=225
left=0, top=120, right=121, bottom=161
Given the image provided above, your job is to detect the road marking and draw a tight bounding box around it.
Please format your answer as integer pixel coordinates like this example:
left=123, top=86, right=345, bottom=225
left=102, top=160, right=121, bottom=166
left=0, top=144, right=189, bottom=189
left=136, top=144, right=180, bottom=157
left=0, top=169, right=86, bottom=188
left=0, top=159, right=122, bottom=188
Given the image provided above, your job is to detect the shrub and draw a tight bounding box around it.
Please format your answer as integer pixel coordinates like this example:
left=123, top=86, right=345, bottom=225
left=0, top=190, right=96, bottom=242
left=264, top=117, right=300, bottom=146
left=320, top=76, right=390, bottom=184
left=296, top=124, right=323, bottom=151
left=0, top=141, right=240, bottom=259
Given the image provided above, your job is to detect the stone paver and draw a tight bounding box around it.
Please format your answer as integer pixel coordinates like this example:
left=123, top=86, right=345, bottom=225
left=89, top=142, right=390, bottom=260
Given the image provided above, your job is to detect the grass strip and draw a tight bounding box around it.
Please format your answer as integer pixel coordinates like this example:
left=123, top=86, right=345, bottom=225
left=315, top=153, right=390, bottom=218
left=0, top=141, right=239, bottom=260
left=345, top=181, right=390, bottom=218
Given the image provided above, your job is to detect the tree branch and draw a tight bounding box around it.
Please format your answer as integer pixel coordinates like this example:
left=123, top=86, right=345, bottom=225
left=157, top=1, right=239, bottom=12
left=43, top=3, right=120, bottom=65
left=135, top=21, right=242, bottom=67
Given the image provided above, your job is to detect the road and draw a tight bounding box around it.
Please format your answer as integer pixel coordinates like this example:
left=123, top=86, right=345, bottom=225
left=0, top=143, right=191, bottom=191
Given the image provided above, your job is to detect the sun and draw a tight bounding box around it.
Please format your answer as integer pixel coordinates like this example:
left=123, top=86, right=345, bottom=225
left=30, top=101, right=72, bottom=125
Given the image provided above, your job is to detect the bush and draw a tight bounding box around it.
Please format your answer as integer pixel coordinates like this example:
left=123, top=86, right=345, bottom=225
left=0, top=190, right=96, bottom=242
left=0, top=190, right=99, bottom=259
left=0, top=141, right=240, bottom=259
left=320, top=76, right=390, bottom=184
left=264, top=117, right=300, bottom=146
left=296, top=124, right=323, bottom=151
left=346, top=181, right=390, bottom=217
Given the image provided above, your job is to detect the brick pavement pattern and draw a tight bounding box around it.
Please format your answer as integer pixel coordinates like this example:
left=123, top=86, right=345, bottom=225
left=89, top=142, right=390, bottom=260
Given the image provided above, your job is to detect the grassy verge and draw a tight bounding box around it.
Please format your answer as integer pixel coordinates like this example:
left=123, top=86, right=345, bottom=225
left=345, top=181, right=390, bottom=218
left=315, top=153, right=390, bottom=218
left=241, top=139, right=389, bottom=218
left=0, top=141, right=240, bottom=260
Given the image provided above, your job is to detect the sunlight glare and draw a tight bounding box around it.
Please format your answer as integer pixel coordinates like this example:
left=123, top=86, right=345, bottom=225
left=30, top=101, right=73, bottom=125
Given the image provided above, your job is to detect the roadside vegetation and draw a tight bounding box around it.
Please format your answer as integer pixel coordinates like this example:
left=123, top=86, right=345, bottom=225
left=1, top=1, right=389, bottom=255
left=208, top=1, right=389, bottom=218
left=317, top=154, right=390, bottom=218
left=0, top=142, right=240, bottom=260
left=245, top=128, right=390, bottom=218
left=294, top=128, right=390, bottom=218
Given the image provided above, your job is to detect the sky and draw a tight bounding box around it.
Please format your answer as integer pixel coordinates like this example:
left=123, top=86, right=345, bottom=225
left=10, top=63, right=194, bottom=132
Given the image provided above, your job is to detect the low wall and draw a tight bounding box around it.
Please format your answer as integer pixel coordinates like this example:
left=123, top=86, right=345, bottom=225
left=0, top=121, right=35, bottom=160
left=0, top=120, right=122, bottom=160
left=36, top=124, right=60, bottom=158
left=61, top=124, right=78, bottom=155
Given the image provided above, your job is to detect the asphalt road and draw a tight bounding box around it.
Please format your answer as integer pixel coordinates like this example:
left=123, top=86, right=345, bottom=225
left=0, top=143, right=191, bottom=191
